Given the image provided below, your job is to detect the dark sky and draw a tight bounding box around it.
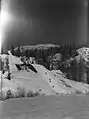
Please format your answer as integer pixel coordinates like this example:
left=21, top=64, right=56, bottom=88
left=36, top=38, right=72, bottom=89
left=1, top=0, right=88, bottom=51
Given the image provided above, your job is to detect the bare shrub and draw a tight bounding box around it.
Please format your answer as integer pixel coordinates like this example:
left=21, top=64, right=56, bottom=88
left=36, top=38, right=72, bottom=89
left=16, top=87, right=26, bottom=98
left=75, top=90, right=82, bottom=94
left=0, top=90, right=6, bottom=101
left=27, top=90, right=34, bottom=97
left=6, top=89, right=14, bottom=99
left=26, top=90, right=41, bottom=97
left=33, top=91, right=40, bottom=97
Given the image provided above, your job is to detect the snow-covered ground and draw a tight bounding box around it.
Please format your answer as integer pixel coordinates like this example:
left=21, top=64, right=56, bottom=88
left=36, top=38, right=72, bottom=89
left=0, top=95, right=89, bottom=119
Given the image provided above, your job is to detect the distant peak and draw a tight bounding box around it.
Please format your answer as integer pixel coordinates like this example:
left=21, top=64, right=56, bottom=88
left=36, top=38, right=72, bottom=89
left=15, top=44, right=60, bottom=50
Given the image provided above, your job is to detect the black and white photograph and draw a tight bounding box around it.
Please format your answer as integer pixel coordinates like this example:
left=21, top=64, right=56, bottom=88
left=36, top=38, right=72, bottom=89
left=0, top=0, right=89, bottom=119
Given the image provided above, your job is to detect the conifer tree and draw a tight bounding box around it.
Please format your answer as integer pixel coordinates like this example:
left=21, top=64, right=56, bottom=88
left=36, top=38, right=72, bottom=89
left=10, top=45, right=15, bottom=55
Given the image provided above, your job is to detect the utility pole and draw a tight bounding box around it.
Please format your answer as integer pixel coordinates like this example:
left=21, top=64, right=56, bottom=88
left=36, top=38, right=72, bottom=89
left=0, top=0, right=3, bottom=100
left=0, top=33, right=3, bottom=100
left=0, top=52, right=3, bottom=100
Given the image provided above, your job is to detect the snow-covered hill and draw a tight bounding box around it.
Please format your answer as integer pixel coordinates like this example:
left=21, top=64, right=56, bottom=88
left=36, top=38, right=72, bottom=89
left=1, top=54, right=89, bottom=99
left=32, top=64, right=89, bottom=94
left=14, top=44, right=60, bottom=51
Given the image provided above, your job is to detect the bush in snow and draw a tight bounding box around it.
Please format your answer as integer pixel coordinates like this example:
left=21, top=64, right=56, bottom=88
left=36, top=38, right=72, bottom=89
left=75, top=90, right=82, bottom=94
left=16, top=87, right=26, bottom=98
left=27, top=90, right=41, bottom=97
left=0, top=90, right=6, bottom=101
left=6, top=89, right=14, bottom=99
left=33, top=91, right=40, bottom=97
left=0, top=88, right=46, bottom=101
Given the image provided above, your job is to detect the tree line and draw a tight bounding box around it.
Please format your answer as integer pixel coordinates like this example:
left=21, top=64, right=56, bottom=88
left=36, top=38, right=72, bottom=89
left=10, top=44, right=77, bottom=60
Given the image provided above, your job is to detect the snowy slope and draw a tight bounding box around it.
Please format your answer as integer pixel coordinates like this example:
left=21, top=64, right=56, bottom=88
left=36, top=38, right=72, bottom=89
left=33, top=64, right=89, bottom=94
left=33, top=64, right=72, bottom=94
left=12, top=70, right=56, bottom=95
left=8, top=54, right=23, bottom=73
left=1, top=54, right=89, bottom=97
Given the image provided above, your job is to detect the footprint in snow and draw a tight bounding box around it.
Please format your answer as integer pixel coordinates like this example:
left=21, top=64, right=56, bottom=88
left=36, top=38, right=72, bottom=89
left=52, top=86, right=54, bottom=88
left=49, top=78, right=51, bottom=83
left=45, top=72, right=47, bottom=74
